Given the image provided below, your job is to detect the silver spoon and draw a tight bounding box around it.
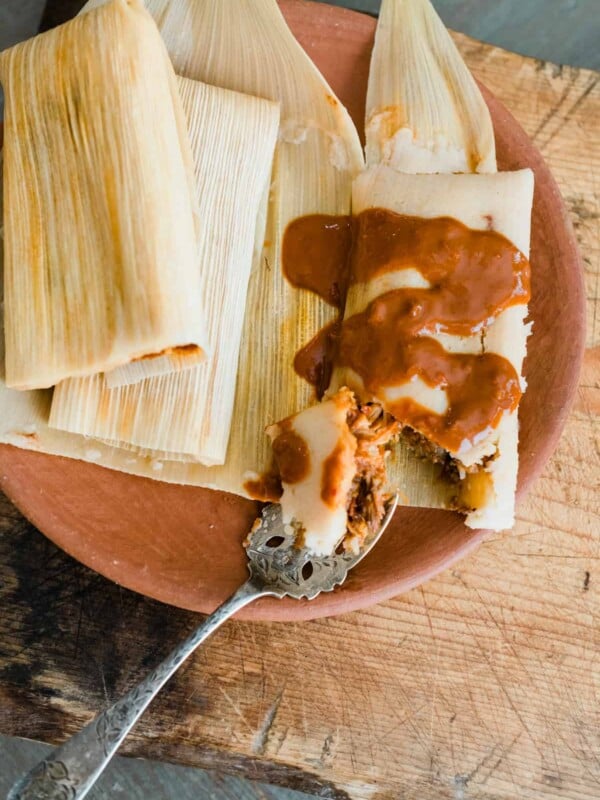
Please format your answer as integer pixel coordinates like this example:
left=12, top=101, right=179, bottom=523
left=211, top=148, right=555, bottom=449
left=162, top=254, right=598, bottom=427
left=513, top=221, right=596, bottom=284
left=8, top=495, right=398, bottom=800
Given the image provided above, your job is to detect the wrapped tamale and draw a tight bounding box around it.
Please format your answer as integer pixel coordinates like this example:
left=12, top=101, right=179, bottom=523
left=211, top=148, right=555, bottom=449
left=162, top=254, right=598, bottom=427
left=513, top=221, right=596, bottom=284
left=68, top=0, right=364, bottom=468
left=0, top=0, right=207, bottom=390
left=50, top=78, right=280, bottom=465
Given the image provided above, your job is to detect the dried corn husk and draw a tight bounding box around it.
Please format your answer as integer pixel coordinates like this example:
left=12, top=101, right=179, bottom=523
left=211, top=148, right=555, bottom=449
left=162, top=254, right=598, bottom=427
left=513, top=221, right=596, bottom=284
left=154, top=0, right=363, bottom=484
left=366, top=0, right=496, bottom=173
left=0, top=0, right=363, bottom=490
left=0, top=0, right=207, bottom=390
left=49, top=78, right=280, bottom=465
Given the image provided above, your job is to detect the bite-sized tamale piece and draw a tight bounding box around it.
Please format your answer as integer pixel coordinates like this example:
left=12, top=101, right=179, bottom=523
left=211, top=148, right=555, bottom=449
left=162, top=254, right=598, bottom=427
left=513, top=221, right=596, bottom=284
left=258, top=388, right=398, bottom=555
left=0, top=0, right=363, bottom=484
left=0, top=0, right=206, bottom=390
left=50, top=79, right=280, bottom=465
left=330, top=166, right=534, bottom=530
left=366, top=0, right=496, bottom=173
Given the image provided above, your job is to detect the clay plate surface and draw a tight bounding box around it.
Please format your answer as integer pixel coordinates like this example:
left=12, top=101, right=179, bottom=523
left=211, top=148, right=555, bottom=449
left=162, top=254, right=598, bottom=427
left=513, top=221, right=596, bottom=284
left=0, top=1, right=586, bottom=621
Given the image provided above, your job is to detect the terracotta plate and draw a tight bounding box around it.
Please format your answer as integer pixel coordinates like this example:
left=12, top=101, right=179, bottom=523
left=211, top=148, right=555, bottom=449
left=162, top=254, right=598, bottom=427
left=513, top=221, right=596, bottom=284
left=0, top=1, right=585, bottom=621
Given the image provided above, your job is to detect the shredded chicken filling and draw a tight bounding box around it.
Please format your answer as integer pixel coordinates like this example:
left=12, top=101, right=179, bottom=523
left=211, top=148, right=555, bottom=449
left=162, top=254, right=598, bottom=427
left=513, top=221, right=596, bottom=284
left=343, top=402, right=399, bottom=551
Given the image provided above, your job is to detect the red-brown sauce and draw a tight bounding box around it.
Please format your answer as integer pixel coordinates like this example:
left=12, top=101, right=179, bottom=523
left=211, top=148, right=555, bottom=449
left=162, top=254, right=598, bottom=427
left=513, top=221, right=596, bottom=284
left=272, top=427, right=311, bottom=484
left=244, top=471, right=282, bottom=503
left=293, top=319, right=341, bottom=400
left=321, top=441, right=348, bottom=509
left=244, top=420, right=310, bottom=501
left=282, top=214, right=352, bottom=309
left=282, top=208, right=531, bottom=452
left=339, top=311, right=521, bottom=452
left=283, top=214, right=351, bottom=397
left=350, top=210, right=529, bottom=331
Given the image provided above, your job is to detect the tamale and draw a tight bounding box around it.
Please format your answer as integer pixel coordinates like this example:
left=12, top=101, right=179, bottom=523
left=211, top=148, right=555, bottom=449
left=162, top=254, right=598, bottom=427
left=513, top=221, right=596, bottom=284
left=74, top=0, right=364, bottom=469
left=0, top=0, right=207, bottom=390
left=330, top=166, right=534, bottom=530
left=50, top=78, right=280, bottom=465
left=365, top=0, right=496, bottom=173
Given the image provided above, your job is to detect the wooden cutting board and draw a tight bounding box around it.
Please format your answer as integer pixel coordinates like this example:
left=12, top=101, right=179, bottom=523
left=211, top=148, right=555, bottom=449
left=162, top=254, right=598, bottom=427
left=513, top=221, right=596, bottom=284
left=0, top=16, right=598, bottom=800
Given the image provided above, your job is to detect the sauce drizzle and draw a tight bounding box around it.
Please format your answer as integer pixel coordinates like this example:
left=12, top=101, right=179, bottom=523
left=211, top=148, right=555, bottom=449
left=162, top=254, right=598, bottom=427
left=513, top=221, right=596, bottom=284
left=272, top=426, right=311, bottom=484
left=321, top=440, right=349, bottom=509
left=243, top=472, right=282, bottom=503
left=244, top=420, right=310, bottom=501
left=282, top=208, right=531, bottom=452
left=293, top=319, right=341, bottom=400
left=350, top=210, right=529, bottom=333
left=282, top=214, right=352, bottom=309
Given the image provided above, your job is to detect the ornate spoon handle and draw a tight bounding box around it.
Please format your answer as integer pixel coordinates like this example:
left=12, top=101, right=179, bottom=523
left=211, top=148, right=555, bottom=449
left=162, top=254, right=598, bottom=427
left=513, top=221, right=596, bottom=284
left=8, top=579, right=265, bottom=800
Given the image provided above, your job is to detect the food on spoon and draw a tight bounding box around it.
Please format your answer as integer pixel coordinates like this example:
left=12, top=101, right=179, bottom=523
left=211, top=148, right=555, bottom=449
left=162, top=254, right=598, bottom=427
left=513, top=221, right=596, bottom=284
left=0, top=0, right=207, bottom=390
left=49, top=78, right=280, bottom=465
left=248, top=388, right=398, bottom=555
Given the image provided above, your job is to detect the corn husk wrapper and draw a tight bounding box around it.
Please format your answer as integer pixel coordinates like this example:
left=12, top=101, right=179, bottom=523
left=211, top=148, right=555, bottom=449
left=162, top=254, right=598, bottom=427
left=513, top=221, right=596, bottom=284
left=366, top=0, right=496, bottom=174
left=50, top=78, right=280, bottom=465
left=0, top=0, right=363, bottom=490
left=0, top=0, right=207, bottom=390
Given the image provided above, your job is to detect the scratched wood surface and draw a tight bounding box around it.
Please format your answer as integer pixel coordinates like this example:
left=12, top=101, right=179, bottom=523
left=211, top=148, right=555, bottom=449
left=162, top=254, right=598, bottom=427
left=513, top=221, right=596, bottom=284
left=0, top=31, right=599, bottom=800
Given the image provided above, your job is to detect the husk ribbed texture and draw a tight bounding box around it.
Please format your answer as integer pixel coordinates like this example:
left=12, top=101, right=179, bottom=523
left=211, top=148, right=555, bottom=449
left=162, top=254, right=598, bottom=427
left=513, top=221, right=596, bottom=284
left=365, top=0, right=496, bottom=173
left=142, top=0, right=365, bottom=481
left=0, top=0, right=206, bottom=390
left=50, top=77, right=280, bottom=464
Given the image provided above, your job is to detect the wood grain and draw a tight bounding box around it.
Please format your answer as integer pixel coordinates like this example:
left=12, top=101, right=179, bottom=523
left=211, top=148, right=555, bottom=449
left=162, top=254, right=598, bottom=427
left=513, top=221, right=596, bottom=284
left=0, top=29, right=598, bottom=800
